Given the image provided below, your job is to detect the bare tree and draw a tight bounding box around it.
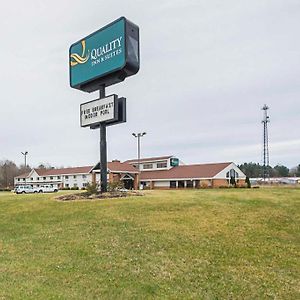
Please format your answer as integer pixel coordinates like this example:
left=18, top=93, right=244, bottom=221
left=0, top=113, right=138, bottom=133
left=0, top=160, right=19, bottom=189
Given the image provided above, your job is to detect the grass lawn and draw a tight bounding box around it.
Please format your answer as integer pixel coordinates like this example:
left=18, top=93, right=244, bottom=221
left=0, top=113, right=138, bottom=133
left=0, top=188, right=299, bottom=299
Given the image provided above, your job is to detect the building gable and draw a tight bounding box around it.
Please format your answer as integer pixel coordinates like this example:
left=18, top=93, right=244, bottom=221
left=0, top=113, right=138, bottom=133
left=213, top=163, right=246, bottom=179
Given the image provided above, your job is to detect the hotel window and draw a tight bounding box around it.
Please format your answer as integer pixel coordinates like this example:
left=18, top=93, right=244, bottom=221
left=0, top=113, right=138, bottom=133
left=178, top=181, right=185, bottom=188
left=23, top=178, right=25, bottom=181
left=83, top=183, right=88, bottom=187
left=37, top=177, right=39, bottom=181
left=157, top=162, right=167, bottom=168
left=50, top=176, right=53, bottom=180
left=65, top=176, right=69, bottom=179
left=18, top=178, right=20, bottom=182
left=31, top=177, right=33, bottom=181
left=170, top=181, right=176, bottom=188
left=43, top=177, right=46, bottom=180
left=82, top=175, right=87, bottom=179
left=226, top=169, right=239, bottom=184
left=186, top=180, right=193, bottom=188
left=73, top=175, right=77, bottom=179
left=57, top=176, right=61, bottom=180
left=65, top=184, right=69, bottom=187
left=143, top=164, right=153, bottom=169
left=226, top=169, right=239, bottom=179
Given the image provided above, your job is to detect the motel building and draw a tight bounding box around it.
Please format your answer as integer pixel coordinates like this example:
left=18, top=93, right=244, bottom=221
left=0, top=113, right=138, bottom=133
left=14, top=156, right=246, bottom=190
left=125, top=156, right=246, bottom=189
left=14, top=161, right=139, bottom=190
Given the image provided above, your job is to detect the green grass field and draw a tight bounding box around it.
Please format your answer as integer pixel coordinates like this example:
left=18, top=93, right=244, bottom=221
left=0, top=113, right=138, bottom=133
left=0, top=188, right=299, bottom=299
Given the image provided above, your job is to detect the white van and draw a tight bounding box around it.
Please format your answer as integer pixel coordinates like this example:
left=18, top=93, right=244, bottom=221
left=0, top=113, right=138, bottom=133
left=39, top=185, right=58, bottom=193
left=15, top=185, right=36, bottom=194
left=15, top=185, right=58, bottom=194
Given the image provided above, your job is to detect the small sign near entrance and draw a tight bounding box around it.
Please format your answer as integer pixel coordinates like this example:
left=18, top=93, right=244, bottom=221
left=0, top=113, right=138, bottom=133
left=80, top=95, right=118, bottom=127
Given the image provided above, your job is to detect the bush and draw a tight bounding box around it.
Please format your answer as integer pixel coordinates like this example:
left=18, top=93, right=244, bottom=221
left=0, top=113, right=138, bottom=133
left=61, top=187, right=70, bottom=190
left=235, top=183, right=247, bottom=188
left=86, top=183, right=98, bottom=195
left=71, top=186, right=79, bottom=190
left=0, top=188, right=11, bottom=192
left=230, top=177, right=236, bottom=187
left=108, top=181, right=124, bottom=192
left=245, top=176, right=251, bottom=188
left=200, top=182, right=209, bottom=189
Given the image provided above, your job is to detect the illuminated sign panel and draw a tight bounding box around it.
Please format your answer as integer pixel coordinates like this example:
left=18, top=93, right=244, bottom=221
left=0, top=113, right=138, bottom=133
left=70, top=17, right=139, bottom=92
left=170, top=158, right=179, bottom=167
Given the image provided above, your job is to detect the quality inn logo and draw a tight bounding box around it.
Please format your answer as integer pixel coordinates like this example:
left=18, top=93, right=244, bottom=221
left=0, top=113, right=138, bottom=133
left=70, top=40, right=90, bottom=67
left=70, top=36, right=123, bottom=68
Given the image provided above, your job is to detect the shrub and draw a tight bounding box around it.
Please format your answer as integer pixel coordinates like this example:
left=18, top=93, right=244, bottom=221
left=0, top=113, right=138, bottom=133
left=230, top=177, right=236, bottom=187
left=245, top=176, right=251, bottom=188
left=235, top=183, right=247, bottom=188
left=61, top=187, right=70, bottom=190
left=200, top=182, right=209, bottom=189
left=108, top=181, right=125, bottom=192
left=86, top=183, right=98, bottom=195
left=71, top=186, right=79, bottom=190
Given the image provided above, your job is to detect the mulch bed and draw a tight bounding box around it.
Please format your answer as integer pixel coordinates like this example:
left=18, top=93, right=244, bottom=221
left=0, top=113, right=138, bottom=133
left=56, top=190, right=144, bottom=201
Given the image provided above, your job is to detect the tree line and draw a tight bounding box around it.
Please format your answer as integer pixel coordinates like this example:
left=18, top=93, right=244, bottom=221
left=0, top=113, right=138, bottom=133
left=238, top=163, right=300, bottom=178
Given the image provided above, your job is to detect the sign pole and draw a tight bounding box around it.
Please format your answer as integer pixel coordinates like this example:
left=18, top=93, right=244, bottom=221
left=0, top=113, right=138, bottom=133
left=99, top=86, right=107, bottom=193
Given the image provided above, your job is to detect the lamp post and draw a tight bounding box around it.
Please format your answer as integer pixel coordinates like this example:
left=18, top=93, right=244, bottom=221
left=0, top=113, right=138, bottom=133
left=132, top=132, right=146, bottom=189
left=21, top=151, right=28, bottom=184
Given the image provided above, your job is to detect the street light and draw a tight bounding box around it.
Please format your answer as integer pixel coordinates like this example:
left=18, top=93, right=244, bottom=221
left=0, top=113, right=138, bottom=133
left=21, top=151, right=28, bottom=168
left=132, top=132, right=146, bottom=189
left=21, top=151, right=28, bottom=184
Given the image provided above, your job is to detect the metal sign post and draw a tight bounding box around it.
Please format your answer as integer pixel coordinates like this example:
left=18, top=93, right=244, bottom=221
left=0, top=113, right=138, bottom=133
left=99, top=86, right=107, bottom=193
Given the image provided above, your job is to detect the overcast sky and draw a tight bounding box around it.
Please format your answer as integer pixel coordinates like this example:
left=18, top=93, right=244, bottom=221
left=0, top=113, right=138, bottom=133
left=0, top=0, right=299, bottom=168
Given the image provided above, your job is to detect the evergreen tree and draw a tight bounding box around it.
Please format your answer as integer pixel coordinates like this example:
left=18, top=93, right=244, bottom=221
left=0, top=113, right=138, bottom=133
left=245, top=176, right=251, bottom=188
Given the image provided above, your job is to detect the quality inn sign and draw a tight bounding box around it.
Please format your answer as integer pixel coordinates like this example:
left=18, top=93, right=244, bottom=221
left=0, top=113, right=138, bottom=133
left=69, top=17, right=139, bottom=92
left=69, top=16, right=139, bottom=193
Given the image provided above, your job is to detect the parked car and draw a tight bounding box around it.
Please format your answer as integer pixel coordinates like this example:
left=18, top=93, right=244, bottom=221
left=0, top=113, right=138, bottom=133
left=39, top=185, right=58, bottom=193
left=15, top=185, right=58, bottom=194
left=15, top=185, right=37, bottom=194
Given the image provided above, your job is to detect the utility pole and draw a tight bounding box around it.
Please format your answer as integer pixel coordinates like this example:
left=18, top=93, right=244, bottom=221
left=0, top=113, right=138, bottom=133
left=261, top=105, right=270, bottom=181
left=132, top=132, right=146, bottom=189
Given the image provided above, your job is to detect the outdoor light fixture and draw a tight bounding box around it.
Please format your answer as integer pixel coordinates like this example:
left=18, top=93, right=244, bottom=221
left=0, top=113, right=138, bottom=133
left=21, top=151, right=28, bottom=184
left=132, top=132, right=147, bottom=189
left=21, top=151, right=28, bottom=168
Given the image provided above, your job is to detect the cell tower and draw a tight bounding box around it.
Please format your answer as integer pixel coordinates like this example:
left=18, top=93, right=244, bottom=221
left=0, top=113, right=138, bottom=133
left=261, top=104, right=270, bottom=180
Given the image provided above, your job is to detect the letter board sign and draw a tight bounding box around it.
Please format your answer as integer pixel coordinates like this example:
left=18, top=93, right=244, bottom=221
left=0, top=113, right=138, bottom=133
left=80, top=95, right=118, bottom=127
left=90, top=97, right=126, bottom=129
left=70, top=17, right=139, bottom=92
